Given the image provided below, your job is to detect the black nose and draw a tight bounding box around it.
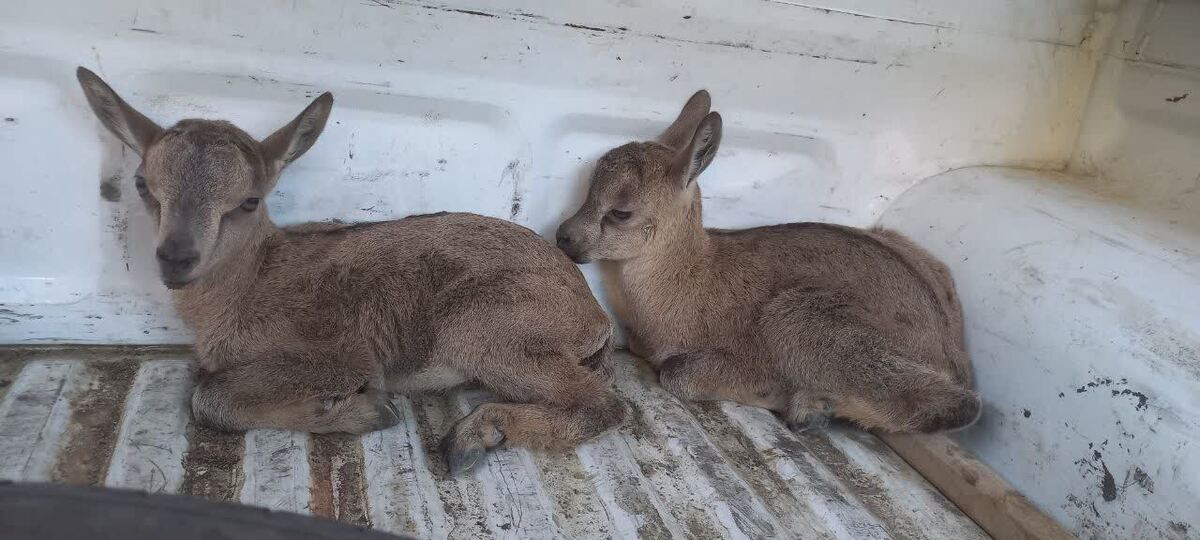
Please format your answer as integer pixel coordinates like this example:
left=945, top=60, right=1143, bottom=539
left=556, top=234, right=572, bottom=249
left=156, top=245, right=199, bottom=275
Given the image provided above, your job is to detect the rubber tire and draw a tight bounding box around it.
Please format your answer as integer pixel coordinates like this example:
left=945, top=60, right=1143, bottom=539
left=0, top=481, right=412, bottom=540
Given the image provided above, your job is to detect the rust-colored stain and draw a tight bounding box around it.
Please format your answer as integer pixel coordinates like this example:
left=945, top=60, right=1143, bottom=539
left=310, top=433, right=370, bottom=526
left=52, top=360, right=137, bottom=485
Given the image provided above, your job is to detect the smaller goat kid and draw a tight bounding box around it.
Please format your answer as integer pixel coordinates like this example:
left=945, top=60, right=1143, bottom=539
left=556, top=90, right=981, bottom=433
left=76, top=67, right=624, bottom=473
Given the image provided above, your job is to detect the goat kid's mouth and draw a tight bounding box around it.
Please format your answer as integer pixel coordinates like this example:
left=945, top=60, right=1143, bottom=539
left=161, top=277, right=194, bottom=290
left=557, top=247, right=592, bottom=264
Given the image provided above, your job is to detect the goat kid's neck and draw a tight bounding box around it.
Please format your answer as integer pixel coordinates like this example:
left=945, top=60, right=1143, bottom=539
left=619, top=196, right=710, bottom=302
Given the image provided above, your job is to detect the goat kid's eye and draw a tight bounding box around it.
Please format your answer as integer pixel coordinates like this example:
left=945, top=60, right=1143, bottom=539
left=241, top=197, right=261, bottom=212
left=134, top=175, right=149, bottom=197
left=608, top=209, right=633, bottom=221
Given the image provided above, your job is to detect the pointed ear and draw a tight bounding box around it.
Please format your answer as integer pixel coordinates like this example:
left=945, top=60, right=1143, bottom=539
left=260, top=92, right=333, bottom=172
left=658, top=90, right=711, bottom=149
left=671, top=111, right=722, bottom=187
left=76, top=67, right=163, bottom=155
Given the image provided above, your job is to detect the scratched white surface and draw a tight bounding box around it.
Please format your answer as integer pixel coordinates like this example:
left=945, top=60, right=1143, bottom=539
left=610, top=361, right=787, bottom=539
left=240, top=429, right=313, bottom=514
left=720, top=402, right=890, bottom=539
left=363, top=397, right=450, bottom=538
left=575, top=431, right=686, bottom=538
left=0, top=350, right=985, bottom=539
left=0, top=0, right=1102, bottom=343
left=0, top=360, right=82, bottom=481
left=104, top=359, right=192, bottom=493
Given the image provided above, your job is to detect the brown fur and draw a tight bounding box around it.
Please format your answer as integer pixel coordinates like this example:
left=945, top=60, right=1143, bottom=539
left=76, top=67, right=624, bottom=473
left=556, top=90, right=980, bottom=433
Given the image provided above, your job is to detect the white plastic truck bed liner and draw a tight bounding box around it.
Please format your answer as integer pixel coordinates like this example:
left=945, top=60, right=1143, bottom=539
left=0, top=347, right=986, bottom=539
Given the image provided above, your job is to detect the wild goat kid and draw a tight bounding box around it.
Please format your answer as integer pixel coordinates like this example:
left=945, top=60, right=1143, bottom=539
left=76, top=68, right=624, bottom=473
left=556, top=90, right=981, bottom=433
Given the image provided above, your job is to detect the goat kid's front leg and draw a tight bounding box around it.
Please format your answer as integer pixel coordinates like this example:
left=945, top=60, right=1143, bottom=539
left=657, top=349, right=788, bottom=411
left=440, top=361, right=625, bottom=475
left=784, top=394, right=835, bottom=433
left=192, top=366, right=401, bottom=434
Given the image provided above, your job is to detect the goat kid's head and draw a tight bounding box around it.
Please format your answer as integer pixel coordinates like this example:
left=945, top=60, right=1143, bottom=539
left=77, top=67, right=332, bottom=288
left=556, top=90, right=722, bottom=263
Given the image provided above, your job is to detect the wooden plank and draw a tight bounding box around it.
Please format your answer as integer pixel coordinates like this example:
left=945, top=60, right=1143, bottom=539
left=104, top=360, right=192, bottom=492
left=362, top=396, right=450, bottom=539
left=881, top=432, right=1075, bottom=540
left=0, top=361, right=83, bottom=481
left=240, top=429, right=312, bottom=514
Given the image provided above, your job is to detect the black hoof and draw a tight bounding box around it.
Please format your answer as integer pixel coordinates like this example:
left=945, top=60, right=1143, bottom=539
left=441, top=433, right=486, bottom=475
left=371, top=395, right=402, bottom=430
left=787, top=410, right=832, bottom=433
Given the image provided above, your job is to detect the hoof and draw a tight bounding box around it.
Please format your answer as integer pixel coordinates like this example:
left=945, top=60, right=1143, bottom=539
left=787, top=413, right=831, bottom=433
left=441, top=432, right=486, bottom=475
left=369, top=391, right=402, bottom=431
left=447, top=445, right=485, bottom=476
left=787, top=400, right=834, bottom=433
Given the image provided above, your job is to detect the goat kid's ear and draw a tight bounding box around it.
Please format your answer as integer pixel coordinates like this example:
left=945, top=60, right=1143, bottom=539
left=671, top=111, right=722, bottom=188
left=658, top=89, right=711, bottom=150
left=76, top=67, right=163, bottom=156
left=260, top=92, right=333, bottom=172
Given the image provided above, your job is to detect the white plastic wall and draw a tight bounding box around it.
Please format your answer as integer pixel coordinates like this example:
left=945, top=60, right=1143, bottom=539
left=878, top=2, right=1199, bottom=537
left=1, top=1, right=1196, bottom=538
left=0, top=0, right=1101, bottom=342
left=880, top=167, right=1198, bottom=540
left=1071, top=0, right=1200, bottom=221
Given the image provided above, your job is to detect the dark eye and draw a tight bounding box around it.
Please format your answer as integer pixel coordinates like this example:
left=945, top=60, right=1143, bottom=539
left=241, top=197, right=260, bottom=212
left=134, top=175, right=149, bottom=197
left=609, top=209, right=632, bottom=221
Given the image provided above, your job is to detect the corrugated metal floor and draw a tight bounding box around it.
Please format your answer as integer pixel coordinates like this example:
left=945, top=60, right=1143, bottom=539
left=0, top=347, right=987, bottom=539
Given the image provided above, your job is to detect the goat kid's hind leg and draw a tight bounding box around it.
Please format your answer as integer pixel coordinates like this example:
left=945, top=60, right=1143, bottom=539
left=843, top=358, right=982, bottom=433
left=762, top=286, right=979, bottom=434
left=192, top=363, right=401, bottom=434
left=441, top=355, right=625, bottom=475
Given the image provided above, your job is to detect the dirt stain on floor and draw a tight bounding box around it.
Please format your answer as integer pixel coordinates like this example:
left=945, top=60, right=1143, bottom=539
left=179, top=423, right=245, bottom=502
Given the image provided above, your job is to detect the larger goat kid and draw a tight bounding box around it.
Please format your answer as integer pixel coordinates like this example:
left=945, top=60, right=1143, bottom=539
left=77, top=68, right=624, bottom=473
left=556, top=90, right=980, bottom=433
